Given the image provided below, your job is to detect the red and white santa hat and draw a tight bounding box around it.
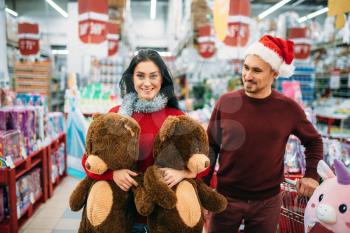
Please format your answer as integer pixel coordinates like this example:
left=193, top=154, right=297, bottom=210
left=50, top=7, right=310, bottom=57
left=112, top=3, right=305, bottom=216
left=244, top=35, right=295, bottom=77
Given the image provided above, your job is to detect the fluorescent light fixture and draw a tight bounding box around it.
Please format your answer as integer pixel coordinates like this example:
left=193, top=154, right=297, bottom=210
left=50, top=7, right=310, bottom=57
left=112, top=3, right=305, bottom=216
left=52, top=49, right=69, bottom=55
left=46, top=0, right=69, bottom=18
left=150, top=0, right=157, bottom=20
left=133, top=50, right=171, bottom=57
left=158, top=51, right=172, bottom=57
left=5, top=8, right=18, bottom=17
left=298, top=7, right=328, bottom=23
left=258, top=0, right=291, bottom=20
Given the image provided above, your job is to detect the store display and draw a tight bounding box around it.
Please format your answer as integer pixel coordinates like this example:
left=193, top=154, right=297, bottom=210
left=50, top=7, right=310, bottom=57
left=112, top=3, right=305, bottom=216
left=0, top=130, right=21, bottom=165
left=284, top=136, right=306, bottom=175
left=47, top=112, right=65, bottom=138
left=16, top=168, right=42, bottom=219
left=51, top=144, right=65, bottom=184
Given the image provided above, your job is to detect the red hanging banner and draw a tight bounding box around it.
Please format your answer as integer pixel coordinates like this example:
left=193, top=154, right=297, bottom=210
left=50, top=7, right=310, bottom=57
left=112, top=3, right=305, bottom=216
left=223, top=0, right=251, bottom=47
left=197, top=24, right=216, bottom=59
left=107, top=22, right=120, bottom=56
left=289, top=28, right=311, bottom=60
left=78, top=0, right=108, bottom=44
left=18, top=23, right=40, bottom=56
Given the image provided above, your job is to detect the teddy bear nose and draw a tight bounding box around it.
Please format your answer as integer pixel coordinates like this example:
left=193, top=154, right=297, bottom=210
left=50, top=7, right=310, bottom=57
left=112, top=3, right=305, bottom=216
left=86, top=162, right=91, bottom=170
left=205, top=161, right=209, bottom=168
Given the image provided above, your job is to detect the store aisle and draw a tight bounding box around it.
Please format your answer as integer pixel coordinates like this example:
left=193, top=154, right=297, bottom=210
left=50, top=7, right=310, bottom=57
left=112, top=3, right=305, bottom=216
left=19, top=176, right=81, bottom=233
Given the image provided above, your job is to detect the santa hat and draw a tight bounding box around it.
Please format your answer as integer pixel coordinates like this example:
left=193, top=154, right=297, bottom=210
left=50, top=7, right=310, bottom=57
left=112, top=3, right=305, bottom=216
left=244, top=35, right=295, bottom=77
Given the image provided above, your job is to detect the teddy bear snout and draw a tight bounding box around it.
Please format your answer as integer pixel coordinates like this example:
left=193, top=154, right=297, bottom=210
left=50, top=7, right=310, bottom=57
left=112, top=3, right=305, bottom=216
left=187, top=154, right=210, bottom=174
left=86, top=154, right=108, bottom=175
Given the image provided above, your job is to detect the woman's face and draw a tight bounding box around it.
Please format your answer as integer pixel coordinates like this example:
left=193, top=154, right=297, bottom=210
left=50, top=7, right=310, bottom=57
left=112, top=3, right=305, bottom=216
left=133, top=61, right=162, bottom=100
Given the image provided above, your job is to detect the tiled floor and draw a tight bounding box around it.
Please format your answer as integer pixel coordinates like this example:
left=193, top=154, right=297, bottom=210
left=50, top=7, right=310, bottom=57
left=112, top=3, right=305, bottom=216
left=19, top=176, right=81, bottom=233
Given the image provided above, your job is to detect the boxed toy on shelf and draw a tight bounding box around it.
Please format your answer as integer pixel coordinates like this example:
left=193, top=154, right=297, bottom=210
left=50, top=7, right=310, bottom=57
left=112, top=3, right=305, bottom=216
left=47, top=112, right=65, bottom=139
left=0, top=130, right=22, bottom=166
left=51, top=144, right=66, bottom=184
left=15, top=168, right=42, bottom=219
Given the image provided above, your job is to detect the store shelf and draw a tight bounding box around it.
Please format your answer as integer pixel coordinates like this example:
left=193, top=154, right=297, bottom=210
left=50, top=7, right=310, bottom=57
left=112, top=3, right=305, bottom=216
left=47, top=133, right=67, bottom=198
left=0, top=133, right=67, bottom=233
left=311, top=40, right=348, bottom=52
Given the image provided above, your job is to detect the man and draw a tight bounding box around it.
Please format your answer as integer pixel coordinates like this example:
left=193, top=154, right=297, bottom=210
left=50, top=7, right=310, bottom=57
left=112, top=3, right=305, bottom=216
left=204, top=35, right=323, bottom=233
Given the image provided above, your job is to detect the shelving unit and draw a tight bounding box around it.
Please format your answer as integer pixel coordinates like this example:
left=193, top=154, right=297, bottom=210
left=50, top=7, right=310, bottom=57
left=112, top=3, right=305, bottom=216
left=0, top=133, right=66, bottom=233
left=47, top=133, right=67, bottom=198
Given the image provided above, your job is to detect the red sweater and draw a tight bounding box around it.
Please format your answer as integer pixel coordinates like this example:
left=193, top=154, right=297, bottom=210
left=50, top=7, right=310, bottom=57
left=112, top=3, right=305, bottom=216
left=204, top=89, right=323, bottom=200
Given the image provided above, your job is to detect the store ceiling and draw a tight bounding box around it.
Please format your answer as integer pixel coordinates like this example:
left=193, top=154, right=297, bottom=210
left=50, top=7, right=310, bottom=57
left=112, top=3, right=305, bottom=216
left=4, top=0, right=329, bottom=18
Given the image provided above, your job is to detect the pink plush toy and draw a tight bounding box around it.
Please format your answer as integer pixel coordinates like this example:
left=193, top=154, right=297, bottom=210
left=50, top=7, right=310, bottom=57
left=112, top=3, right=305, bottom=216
left=304, top=160, right=350, bottom=233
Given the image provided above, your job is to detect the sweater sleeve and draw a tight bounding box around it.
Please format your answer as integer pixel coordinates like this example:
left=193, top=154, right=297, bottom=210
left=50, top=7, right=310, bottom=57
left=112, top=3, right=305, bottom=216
left=291, top=103, right=323, bottom=182
left=203, top=98, right=222, bottom=185
left=82, top=154, right=113, bottom=180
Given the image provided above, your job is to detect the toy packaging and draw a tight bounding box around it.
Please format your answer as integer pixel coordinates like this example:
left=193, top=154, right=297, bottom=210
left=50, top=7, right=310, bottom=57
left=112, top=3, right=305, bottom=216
left=0, top=130, right=22, bottom=165
left=0, top=108, right=14, bottom=131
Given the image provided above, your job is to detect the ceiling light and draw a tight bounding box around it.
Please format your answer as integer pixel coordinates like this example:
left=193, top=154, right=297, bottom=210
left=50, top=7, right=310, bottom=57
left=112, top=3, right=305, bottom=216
left=52, top=49, right=69, bottom=55
left=258, top=0, right=292, bottom=20
left=158, top=51, right=172, bottom=57
left=5, top=8, right=18, bottom=17
left=150, top=0, right=157, bottom=20
left=298, top=7, right=328, bottom=23
left=46, top=0, right=69, bottom=18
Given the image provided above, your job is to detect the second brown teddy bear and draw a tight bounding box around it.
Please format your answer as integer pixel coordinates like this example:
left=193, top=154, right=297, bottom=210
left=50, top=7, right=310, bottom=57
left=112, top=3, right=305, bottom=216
left=134, top=115, right=227, bottom=233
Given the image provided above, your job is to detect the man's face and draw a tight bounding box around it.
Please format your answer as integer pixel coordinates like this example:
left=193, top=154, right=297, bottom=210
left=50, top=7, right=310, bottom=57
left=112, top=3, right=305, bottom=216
left=242, top=55, right=278, bottom=98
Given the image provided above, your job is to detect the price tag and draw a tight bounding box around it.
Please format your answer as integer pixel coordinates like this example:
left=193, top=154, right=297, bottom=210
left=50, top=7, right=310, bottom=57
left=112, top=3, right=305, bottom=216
left=17, top=205, right=21, bottom=219
left=330, top=71, right=341, bottom=89
left=30, top=193, right=35, bottom=204
left=5, top=156, right=15, bottom=169
left=22, top=145, right=27, bottom=159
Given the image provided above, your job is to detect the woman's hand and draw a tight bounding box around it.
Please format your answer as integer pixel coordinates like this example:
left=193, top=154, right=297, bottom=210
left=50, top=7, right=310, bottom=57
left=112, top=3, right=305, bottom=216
left=159, top=168, right=196, bottom=188
left=112, top=169, right=138, bottom=191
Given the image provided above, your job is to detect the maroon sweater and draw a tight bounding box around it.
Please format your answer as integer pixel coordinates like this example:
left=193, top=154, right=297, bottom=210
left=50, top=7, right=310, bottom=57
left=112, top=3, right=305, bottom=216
left=204, top=89, right=323, bottom=200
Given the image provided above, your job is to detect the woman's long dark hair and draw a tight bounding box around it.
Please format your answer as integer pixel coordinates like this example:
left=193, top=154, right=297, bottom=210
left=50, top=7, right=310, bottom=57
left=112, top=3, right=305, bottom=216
left=119, top=49, right=180, bottom=110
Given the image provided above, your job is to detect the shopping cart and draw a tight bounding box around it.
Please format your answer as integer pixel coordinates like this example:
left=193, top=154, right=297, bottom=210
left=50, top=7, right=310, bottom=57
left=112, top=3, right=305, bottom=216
left=278, top=178, right=308, bottom=233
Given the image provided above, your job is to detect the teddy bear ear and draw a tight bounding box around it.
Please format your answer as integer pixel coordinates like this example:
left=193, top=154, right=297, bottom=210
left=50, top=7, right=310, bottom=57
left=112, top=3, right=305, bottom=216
left=92, top=113, right=103, bottom=120
left=159, top=116, right=179, bottom=142
left=120, top=117, right=140, bottom=137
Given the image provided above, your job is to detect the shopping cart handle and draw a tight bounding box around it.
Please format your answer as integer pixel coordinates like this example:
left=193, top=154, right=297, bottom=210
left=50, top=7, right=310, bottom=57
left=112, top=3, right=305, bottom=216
left=285, top=178, right=298, bottom=186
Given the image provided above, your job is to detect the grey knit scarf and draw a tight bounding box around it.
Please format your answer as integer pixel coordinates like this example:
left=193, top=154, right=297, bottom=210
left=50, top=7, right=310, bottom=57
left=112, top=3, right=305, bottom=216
left=118, top=93, right=168, bottom=117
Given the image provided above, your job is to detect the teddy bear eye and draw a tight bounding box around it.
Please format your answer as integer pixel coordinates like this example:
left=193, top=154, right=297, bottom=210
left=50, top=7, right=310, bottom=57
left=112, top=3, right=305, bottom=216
left=339, top=204, right=347, bottom=214
left=319, top=194, right=324, bottom=202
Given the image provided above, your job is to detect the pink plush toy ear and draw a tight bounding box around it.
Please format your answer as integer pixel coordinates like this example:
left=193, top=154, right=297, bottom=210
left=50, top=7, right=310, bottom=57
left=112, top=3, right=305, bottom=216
left=317, top=160, right=335, bottom=180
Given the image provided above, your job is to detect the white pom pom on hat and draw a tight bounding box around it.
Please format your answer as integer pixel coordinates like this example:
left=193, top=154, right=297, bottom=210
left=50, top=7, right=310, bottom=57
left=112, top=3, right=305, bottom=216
left=244, top=35, right=295, bottom=78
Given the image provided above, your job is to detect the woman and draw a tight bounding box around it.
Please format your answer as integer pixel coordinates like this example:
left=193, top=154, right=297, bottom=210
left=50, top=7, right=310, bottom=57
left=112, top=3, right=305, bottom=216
left=82, top=49, right=197, bottom=233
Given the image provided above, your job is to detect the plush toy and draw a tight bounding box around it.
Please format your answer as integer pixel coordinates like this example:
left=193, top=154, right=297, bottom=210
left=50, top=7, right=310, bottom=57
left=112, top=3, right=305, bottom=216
left=134, top=115, right=227, bottom=233
left=69, top=113, right=140, bottom=233
left=304, top=159, right=350, bottom=233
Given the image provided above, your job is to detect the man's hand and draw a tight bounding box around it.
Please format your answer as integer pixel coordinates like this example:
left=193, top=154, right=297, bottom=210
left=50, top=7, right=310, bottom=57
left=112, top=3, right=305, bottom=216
left=296, top=177, right=319, bottom=197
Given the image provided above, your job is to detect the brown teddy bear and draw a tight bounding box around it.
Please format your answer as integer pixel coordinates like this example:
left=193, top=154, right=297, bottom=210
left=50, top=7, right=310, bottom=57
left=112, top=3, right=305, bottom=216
left=134, top=115, right=227, bottom=233
left=69, top=113, right=140, bottom=233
